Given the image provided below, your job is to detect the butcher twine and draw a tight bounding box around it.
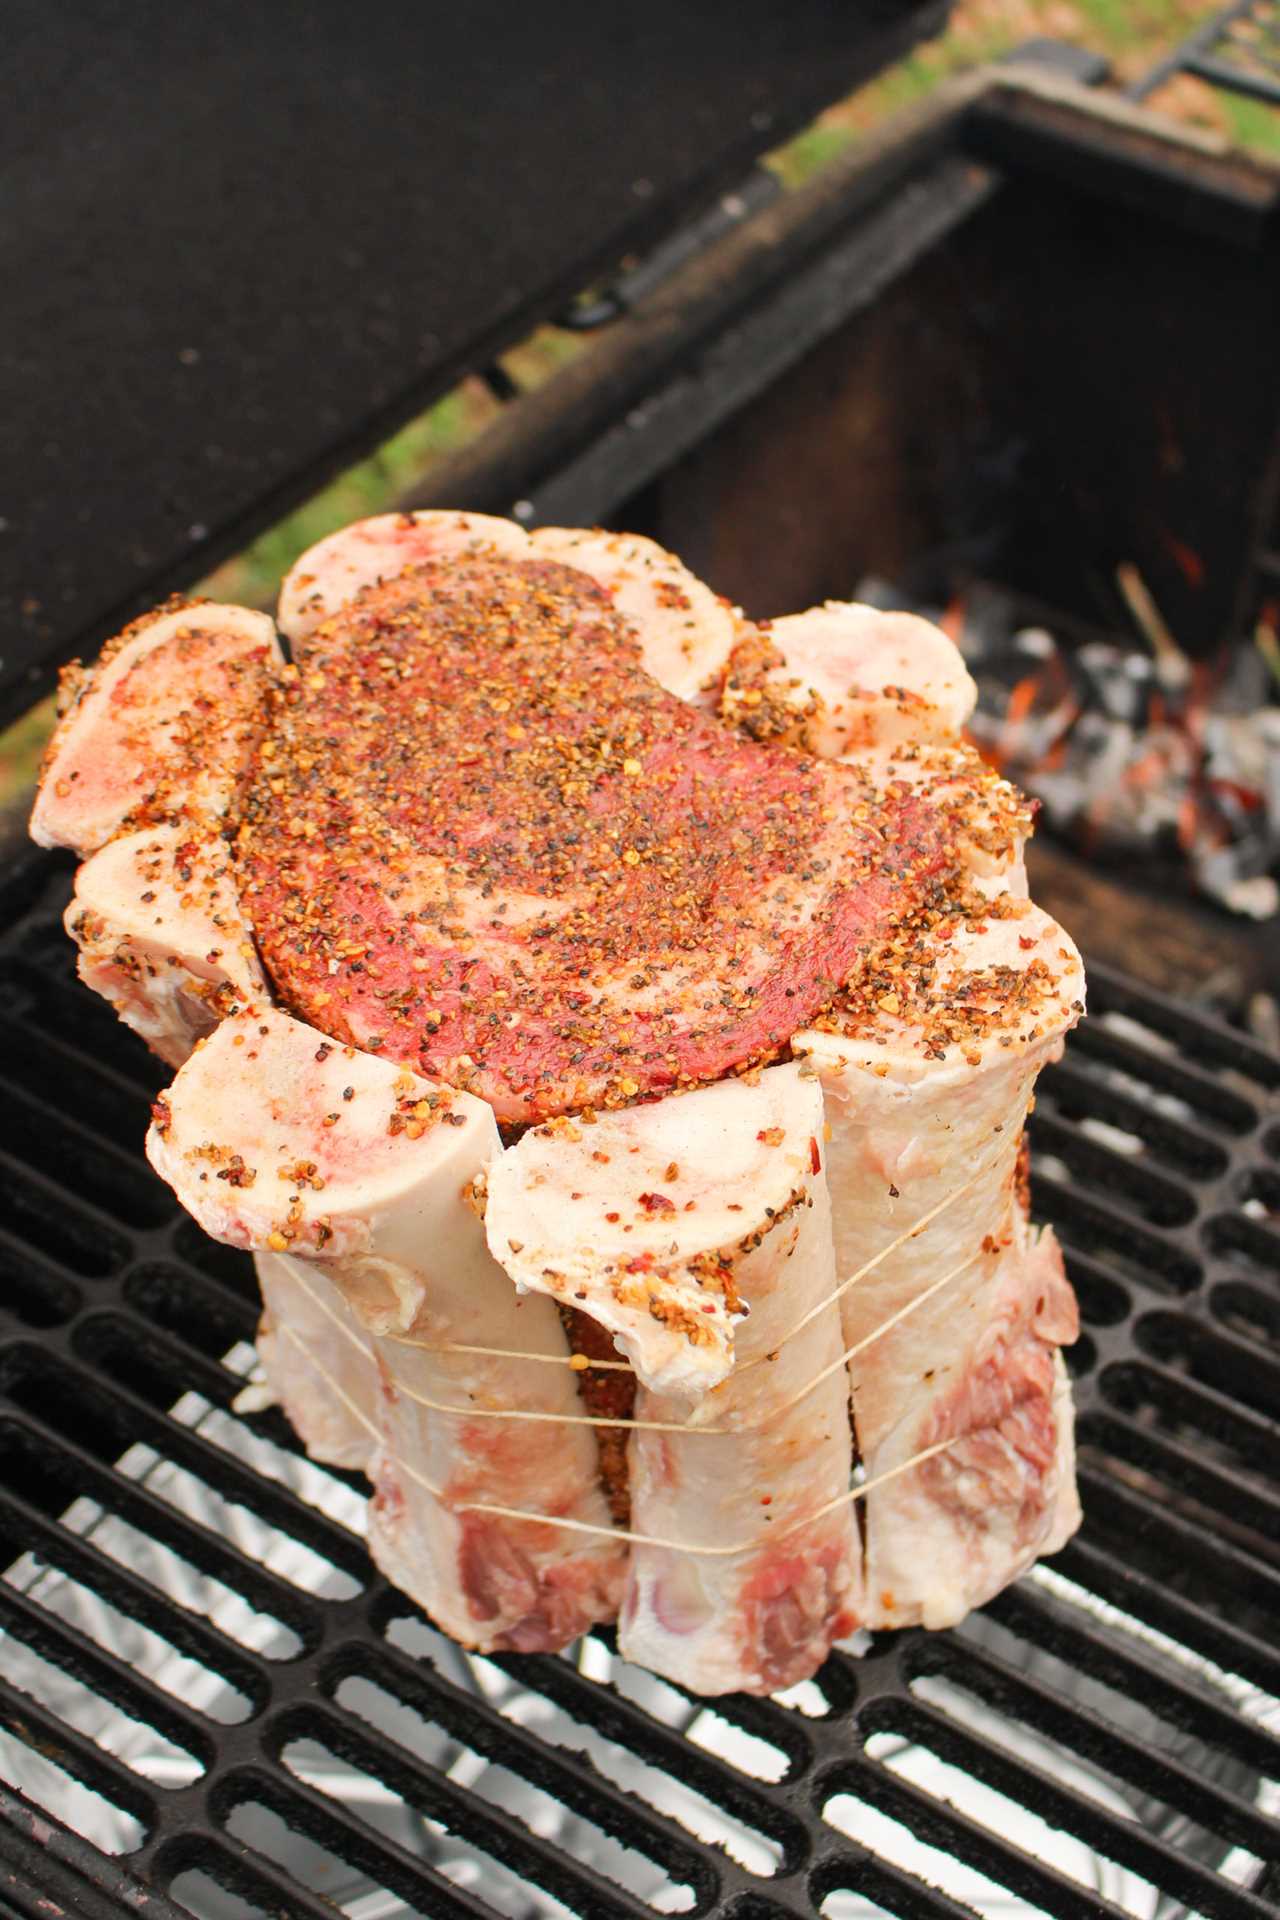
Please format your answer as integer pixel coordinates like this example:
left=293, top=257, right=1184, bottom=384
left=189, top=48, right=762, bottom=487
left=376, top=1147, right=1003, bottom=1381
left=274, top=1318, right=962, bottom=1558
left=257, top=1151, right=1022, bottom=1556
left=286, top=1237, right=982, bottom=1437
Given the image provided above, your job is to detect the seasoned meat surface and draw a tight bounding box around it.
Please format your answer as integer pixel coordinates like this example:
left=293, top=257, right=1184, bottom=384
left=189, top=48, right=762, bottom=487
left=239, top=556, right=950, bottom=1120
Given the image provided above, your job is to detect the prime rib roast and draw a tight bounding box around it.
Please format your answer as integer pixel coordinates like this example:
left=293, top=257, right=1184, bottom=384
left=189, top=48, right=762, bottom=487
left=30, top=511, right=1084, bottom=1695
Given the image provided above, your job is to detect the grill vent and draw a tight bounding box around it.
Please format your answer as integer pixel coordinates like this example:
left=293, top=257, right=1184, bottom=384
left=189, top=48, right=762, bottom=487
left=0, top=852, right=1276, bottom=1919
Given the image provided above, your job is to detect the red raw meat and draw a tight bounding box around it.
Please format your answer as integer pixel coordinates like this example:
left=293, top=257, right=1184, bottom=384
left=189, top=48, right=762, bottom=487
left=238, top=556, right=951, bottom=1120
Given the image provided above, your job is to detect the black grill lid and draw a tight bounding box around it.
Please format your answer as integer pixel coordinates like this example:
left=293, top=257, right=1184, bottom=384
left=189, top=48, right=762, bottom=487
left=0, top=0, right=948, bottom=725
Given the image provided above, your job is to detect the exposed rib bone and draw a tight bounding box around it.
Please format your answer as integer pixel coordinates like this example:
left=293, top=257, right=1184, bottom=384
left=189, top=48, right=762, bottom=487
left=488, top=1066, right=860, bottom=1694
left=796, top=898, right=1084, bottom=1629
left=529, top=527, right=739, bottom=702
left=65, top=824, right=265, bottom=1066
left=146, top=1005, right=623, bottom=1651
left=723, top=602, right=976, bottom=754
left=485, top=1071, right=823, bottom=1398
left=857, top=1220, right=1081, bottom=1628
left=30, top=601, right=281, bottom=854
left=254, top=1249, right=376, bottom=1470
left=279, top=510, right=529, bottom=645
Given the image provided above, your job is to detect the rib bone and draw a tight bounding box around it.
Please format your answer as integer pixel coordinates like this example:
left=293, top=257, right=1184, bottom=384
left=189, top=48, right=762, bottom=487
left=529, top=527, right=739, bottom=702
left=488, top=1066, right=861, bottom=1694
left=65, top=824, right=265, bottom=1066
left=146, top=1005, right=624, bottom=1651
left=279, top=510, right=530, bottom=645
left=254, top=1249, right=376, bottom=1471
left=795, top=897, right=1084, bottom=1628
left=30, top=601, right=281, bottom=854
left=723, top=603, right=976, bottom=754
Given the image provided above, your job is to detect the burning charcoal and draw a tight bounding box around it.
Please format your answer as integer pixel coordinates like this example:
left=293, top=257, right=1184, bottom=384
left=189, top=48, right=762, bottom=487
left=861, top=569, right=1278, bottom=920
left=1076, top=643, right=1155, bottom=728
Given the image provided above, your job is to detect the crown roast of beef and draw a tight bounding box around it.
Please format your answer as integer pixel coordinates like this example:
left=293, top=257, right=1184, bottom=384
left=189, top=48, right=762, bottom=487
left=31, top=510, right=1084, bottom=1695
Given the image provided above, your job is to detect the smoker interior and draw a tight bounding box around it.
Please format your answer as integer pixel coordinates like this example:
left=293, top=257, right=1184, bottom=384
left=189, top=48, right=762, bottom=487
left=2, top=85, right=1280, bottom=1920
left=440, top=84, right=1273, bottom=668
left=621, top=121, right=1280, bottom=657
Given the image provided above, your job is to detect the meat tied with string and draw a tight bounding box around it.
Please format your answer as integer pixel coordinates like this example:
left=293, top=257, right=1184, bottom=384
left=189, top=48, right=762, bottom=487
left=31, top=511, right=1084, bottom=1694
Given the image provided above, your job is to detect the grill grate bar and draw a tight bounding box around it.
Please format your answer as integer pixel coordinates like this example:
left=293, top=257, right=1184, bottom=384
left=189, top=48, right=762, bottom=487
left=0, top=1098, right=172, bottom=1228
left=1053, top=1025, right=1262, bottom=1133
left=1028, top=1115, right=1196, bottom=1225
left=119, top=1265, right=262, bottom=1358
left=1057, top=1538, right=1280, bottom=1696
left=337, top=1633, right=803, bottom=1871
left=1076, top=1461, right=1280, bottom=1604
left=48, top=1331, right=373, bottom=1578
left=1041, top=1062, right=1234, bottom=1177
left=877, top=1695, right=1278, bottom=1920
left=0, top=1672, right=158, bottom=1832
left=985, top=1584, right=1280, bottom=1775
left=822, top=1752, right=1149, bottom=1920
left=0, top=963, right=169, bottom=1102
left=150, top=1827, right=366, bottom=1920
left=387, top=1635, right=808, bottom=1833
left=1029, top=1173, right=1202, bottom=1287
left=0, top=1782, right=190, bottom=1920
left=918, top=1635, right=1280, bottom=1861
left=74, top=1308, right=272, bottom=1415
left=0, top=1581, right=216, bottom=1773
left=1104, top=1354, right=1280, bottom=1468
left=0, top=1406, right=326, bottom=1639
left=1147, top=1311, right=1280, bottom=1408
left=0, top=1015, right=160, bottom=1140
left=0, top=1481, right=270, bottom=1705
left=267, top=1702, right=695, bottom=1920
left=206, top=1757, right=522, bottom=1920
left=0, top=1155, right=134, bottom=1278
left=811, top=1844, right=992, bottom=1920
left=1084, top=964, right=1280, bottom=1087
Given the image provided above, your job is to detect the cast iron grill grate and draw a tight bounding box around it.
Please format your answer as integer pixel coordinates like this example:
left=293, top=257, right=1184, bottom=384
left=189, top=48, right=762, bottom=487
left=0, top=846, right=1276, bottom=1920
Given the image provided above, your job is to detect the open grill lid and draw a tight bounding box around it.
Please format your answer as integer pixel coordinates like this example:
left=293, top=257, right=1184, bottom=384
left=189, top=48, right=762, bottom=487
left=0, top=0, right=948, bottom=727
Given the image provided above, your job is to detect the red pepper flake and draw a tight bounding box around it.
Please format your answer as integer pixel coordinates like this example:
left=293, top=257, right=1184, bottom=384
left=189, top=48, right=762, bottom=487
left=637, top=1191, right=675, bottom=1214
left=809, top=1136, right=822, bottom=1175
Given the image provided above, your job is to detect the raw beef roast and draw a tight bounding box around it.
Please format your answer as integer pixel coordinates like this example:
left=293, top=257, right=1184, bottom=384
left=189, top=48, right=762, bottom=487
left=237, top=553, right=952, bottom=1121
left=30, top=511, right=1084, bottom=1694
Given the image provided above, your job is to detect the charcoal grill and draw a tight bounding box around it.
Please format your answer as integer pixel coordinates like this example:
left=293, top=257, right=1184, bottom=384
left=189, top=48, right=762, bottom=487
left=2, top=22, right=1280, bottom=1920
